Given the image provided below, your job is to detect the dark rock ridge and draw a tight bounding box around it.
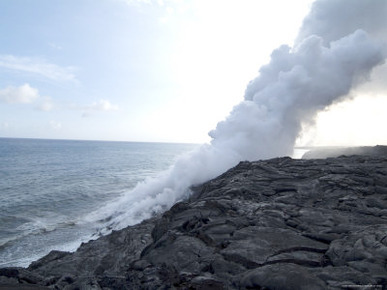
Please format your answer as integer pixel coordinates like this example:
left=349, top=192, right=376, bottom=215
left=302, top=145, right=387, bottom=159
left=1, top=146, right=387, bottom=289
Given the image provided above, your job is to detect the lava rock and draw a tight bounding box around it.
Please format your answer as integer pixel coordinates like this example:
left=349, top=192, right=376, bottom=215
left=1, top=146, right=387, bottom=289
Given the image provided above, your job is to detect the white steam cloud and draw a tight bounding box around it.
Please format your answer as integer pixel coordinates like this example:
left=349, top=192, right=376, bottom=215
left=88, top=0, right=386, bottom=231
left=211, top=30, right=384, bottom=160
left=296, top=0, right=387, bottom=45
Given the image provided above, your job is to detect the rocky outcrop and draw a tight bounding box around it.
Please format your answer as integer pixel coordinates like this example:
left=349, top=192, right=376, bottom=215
left=1, top=147, right=387, bottom=289
left=302, top=145, right=387, bottom=159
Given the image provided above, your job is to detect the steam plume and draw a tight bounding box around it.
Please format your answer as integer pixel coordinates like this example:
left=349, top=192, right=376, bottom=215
left=297, top=0, right=387, bottom=44
left=89, top=0, right=386, bottom=230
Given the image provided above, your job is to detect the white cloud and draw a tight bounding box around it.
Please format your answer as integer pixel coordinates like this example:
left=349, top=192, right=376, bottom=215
left=0, top=84, right=40, bottom=104
left=81, top=99, right=119, bottom=117
left=88, top=99, right=119, bottom=111
left=0, top=55, right=76, bottom=82
left=48, top=42, right=63, bottom=50
left=0, top=84, right=54, bottom=111
left=120, top=0, right=151, bottom=5
left=49, top=120, right=62, bottom=130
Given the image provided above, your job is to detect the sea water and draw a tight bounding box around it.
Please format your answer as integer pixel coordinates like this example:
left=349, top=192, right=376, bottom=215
left=0, top=138, right=197, bottom=268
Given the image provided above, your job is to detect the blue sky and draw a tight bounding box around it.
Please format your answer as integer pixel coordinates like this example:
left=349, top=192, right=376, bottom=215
left=0, top=0, right=314, bottom=143
left=1, top=0, right=386, bottom=145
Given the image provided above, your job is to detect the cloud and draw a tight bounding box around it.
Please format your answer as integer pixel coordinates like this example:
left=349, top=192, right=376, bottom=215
left=0, top=84, right=40, bottom=104
left=0, top=84, right=54, bottom=111
left=81, top=99, right=119, bottom=117
left=295, top=0, right=387, bottom=133
left=87, top=0, right=387, bottom=234
left=210, top=29, right=385, bottom=160
left=296, top=0, right=387, bottom=45
left=117, top=0, right=151, bottom=6
left=88, top=99, right=119, bottom=112
left=116, top=0, right=190, bottom=24
left=0, top=55, right=76, bottom=82
left=48, top=42, right=63, bottom=50
left=49, top=120, right=62, bottom=130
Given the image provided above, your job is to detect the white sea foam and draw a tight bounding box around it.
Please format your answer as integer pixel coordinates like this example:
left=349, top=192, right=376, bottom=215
left=0, top=140, right=195, bottom=267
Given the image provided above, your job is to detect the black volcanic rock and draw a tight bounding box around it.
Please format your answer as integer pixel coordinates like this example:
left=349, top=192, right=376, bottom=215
left=302, top=145, right=387, bottom=159
left=1, top=146, right=387, bottom=289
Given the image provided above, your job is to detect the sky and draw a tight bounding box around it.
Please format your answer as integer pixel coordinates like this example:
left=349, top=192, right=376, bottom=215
left=0, top=0, right=386, bottom=145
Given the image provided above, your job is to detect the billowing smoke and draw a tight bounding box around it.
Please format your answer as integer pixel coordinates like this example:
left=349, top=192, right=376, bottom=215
left=88, top=0, right=386, bottom=231
left=296, top=0, right=387, bottom=45
left=211, top=30, right=384, bottom=160
left=296, top=0, right=387, bottom=95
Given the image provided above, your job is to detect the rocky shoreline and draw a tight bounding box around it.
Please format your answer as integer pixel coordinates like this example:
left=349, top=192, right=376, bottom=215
left=1, top=147, right=387, bottom=289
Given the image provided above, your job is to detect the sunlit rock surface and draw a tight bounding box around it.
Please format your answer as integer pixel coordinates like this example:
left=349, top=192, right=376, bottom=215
left=1, top=146, right=387, bottom=289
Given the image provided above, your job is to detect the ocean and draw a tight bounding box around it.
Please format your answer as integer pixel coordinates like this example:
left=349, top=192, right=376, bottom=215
left=0, top=138, right=198, bottom=268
